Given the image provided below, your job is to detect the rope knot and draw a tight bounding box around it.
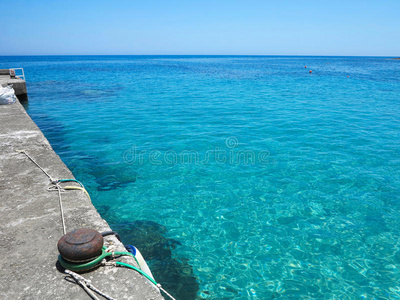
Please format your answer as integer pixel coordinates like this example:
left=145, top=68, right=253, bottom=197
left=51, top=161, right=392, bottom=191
left=102, top=261, right=117, bottom=267
left=50, top=178, right=59, bottom=184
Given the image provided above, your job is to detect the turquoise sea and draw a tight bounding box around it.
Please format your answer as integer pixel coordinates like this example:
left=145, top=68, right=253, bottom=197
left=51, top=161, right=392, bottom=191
left=1, top=55, right=400, bottom=299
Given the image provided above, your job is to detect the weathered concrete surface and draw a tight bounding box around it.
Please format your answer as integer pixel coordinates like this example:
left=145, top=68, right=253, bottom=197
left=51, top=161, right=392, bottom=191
left=0, top=69, right=28, bottom=100
left=0, top=100, right=164, bottom=299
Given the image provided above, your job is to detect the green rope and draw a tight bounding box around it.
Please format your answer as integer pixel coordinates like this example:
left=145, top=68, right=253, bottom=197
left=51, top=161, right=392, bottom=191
left=116, top=261, right=158, bottom=285
left=58, top=248, right=141, bottom=272
left=58, top=247, right=111, bottom=272
left=113, top=251, right=141, bottom=268
left=116, top=262, right=177, bottom=299
left=58, top=179, right=84, bottom=187
left=59, top=248, right=177, bottom=300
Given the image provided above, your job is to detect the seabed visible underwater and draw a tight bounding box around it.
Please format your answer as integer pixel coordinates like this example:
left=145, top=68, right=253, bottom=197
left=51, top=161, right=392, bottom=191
left=2, top=55, right=400, bottom=299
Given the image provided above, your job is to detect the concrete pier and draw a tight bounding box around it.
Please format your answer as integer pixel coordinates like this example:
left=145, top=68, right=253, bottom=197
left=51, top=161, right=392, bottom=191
left=0, top=99, right=164, bottom=299
left=0, top=69, right=28, bottom=100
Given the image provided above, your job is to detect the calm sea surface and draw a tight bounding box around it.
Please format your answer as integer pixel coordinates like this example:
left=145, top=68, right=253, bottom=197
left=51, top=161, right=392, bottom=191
left=1, top=56, right=400, bottom=299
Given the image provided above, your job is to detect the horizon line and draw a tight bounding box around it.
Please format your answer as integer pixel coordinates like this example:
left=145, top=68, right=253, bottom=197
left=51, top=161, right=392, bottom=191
left=0, top=54, right=399, bottom=58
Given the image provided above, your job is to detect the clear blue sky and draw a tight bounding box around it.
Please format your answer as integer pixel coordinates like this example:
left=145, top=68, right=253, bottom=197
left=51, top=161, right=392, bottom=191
left=1, top=0, right=399, bottom=56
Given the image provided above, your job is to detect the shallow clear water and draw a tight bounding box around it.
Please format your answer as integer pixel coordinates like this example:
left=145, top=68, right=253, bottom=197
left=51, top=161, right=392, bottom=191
left=2, top=55, right=400, bottom=299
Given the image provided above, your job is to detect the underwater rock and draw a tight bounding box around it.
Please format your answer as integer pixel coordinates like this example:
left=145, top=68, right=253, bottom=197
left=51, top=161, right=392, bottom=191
left=113, top=220, right=200, bottom=300
left=90, top=165, right=138, bottom=191
left=96, top=204, right=112, bottom=218
left=96, top=174, right=136, bottom=191
left=151, top=257, right=200, bottom=300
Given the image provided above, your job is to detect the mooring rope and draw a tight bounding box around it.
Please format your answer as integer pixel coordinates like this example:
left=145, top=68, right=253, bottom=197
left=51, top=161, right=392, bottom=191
left=18, top=150, right=177, bottom=300
left=64, top=257, right=177, bottom=300
left=65, top=270, right=116, bottom=300
left=17, top=150, right=89, bottom=235
left=16, top=150, right=57, bottom=183
left=49, top=182, right=67, bottom=235
left=18, top=150, right=67, bottom=234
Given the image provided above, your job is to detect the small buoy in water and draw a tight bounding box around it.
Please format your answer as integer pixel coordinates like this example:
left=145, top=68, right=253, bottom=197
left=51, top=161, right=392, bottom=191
left=309, top=70, right=312, bottom=73
left=305, top=66, right=307, bottom=68
left=347, top=75, right=349, bottom=78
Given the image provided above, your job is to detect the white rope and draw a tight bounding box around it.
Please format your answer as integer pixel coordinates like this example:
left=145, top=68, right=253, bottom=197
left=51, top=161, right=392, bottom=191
left=18, top=150, right=176, bottom=300
left=55, top=182, right=66, bottom=235
left=65, top=270, right=117, bottom=300
left=17, top=150, right=57, bottom=183
left=101, top=261, right=176, bottom=300
left=74, top=278, right=100, bottom=300
left=157, top=284, right=177, bottom=300
left=17, top=150, right=66, bottom=235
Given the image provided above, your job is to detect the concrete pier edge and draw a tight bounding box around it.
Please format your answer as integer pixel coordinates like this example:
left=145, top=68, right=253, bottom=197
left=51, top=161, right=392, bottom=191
left=0, top=99, right=164, bottom=299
